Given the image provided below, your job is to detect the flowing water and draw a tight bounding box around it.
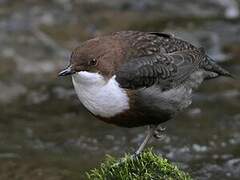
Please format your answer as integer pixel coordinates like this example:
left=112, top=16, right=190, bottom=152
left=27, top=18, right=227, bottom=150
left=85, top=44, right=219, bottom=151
left=0, top=1, right=240, bottom=179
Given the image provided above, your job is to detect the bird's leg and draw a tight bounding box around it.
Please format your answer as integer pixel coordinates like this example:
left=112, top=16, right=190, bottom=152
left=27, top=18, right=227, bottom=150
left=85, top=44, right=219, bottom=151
left=111, top=126, right=154, bottom=168
left=111, top=125, right=165, bottom=167
left=134, top=125, right=156, bottom=156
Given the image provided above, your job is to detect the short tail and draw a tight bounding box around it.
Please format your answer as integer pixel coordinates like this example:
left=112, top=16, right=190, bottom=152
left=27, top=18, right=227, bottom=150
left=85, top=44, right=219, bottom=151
left=201, top=56, right=233, bottom=79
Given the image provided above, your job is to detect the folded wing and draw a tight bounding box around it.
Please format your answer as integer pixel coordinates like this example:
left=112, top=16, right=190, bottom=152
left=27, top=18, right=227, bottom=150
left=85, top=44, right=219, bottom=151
left=115, top=48, right=205, bottom=90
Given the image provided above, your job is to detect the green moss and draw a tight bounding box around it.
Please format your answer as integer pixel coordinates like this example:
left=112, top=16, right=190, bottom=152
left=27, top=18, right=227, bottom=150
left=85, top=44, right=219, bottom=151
left=87, top=149, right=192, bottom=180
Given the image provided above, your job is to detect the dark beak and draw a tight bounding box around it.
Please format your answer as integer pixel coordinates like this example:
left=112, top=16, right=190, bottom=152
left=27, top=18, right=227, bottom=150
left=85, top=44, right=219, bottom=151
left=58, top=65, right=75, bottom=77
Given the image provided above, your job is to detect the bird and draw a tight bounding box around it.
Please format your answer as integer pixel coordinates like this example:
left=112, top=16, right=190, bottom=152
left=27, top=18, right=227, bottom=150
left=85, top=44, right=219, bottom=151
left=59, top=31, right=232, bottom=155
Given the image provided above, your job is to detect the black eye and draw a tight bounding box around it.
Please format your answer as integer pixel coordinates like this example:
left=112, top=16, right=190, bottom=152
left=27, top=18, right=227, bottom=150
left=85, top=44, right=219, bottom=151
left=89, top=58, right=97, bottom=66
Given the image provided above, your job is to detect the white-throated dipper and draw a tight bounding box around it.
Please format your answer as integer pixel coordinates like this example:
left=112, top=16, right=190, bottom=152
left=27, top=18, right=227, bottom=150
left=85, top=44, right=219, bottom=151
left=59, top=31, right=232, bottom=155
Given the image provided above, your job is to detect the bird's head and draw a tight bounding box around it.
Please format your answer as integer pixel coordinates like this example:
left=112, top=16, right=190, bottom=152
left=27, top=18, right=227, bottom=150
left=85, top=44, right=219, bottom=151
left=58, top=36, right=124, bottom=79
left=58, top=41, right=101, bottom=77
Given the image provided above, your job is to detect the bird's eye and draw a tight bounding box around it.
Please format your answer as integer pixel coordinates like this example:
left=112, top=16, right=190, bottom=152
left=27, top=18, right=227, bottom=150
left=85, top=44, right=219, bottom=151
left=89, top=58, right=97, bottom=66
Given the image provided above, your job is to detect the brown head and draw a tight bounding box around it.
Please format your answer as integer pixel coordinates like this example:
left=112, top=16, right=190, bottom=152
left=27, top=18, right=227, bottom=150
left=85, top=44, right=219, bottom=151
left=59, top=35, right=126, bottom=78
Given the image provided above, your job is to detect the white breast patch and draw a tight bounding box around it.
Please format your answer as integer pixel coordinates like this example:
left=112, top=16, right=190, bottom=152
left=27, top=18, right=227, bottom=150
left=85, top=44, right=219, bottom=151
left=72, top=71, right=130, bottom=118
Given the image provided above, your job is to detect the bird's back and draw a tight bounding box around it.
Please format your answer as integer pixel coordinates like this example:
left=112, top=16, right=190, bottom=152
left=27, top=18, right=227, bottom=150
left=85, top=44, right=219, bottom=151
left=113, top=31, right=231, bottom=82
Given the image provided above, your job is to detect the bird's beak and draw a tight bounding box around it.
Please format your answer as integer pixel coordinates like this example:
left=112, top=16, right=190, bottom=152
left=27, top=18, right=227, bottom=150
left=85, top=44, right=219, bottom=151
left=58, top=65, right=75, bottom=77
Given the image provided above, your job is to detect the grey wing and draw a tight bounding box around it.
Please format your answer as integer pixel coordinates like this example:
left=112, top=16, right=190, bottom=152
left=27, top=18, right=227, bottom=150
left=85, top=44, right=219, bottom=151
left=115, top=48, right=206, bottom=90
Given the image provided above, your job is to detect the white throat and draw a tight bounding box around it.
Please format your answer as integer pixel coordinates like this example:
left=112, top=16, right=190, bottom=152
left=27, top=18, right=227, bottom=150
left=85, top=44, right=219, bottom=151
left=72, top=71, right=129, bottom=118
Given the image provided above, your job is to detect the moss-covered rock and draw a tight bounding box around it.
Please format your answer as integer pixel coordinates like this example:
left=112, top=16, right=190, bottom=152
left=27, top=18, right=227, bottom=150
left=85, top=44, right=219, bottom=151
left=87, top=149, right=192, bottom=180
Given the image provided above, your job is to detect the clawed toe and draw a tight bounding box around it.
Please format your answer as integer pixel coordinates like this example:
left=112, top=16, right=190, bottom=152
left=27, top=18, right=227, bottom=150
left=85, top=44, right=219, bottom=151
left=156, top=126, right=166, bottom=132
left=153, top=126, right=166, bottom=140
left=153, top=133, right=165, bottom=140
left=132, top=152, right=141, bottom=159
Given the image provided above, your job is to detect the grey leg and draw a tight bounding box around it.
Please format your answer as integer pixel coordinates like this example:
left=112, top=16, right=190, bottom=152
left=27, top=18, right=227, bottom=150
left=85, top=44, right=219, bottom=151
left=111, top=125, right=165, bottom=167
left=111, top=127, right=154, bottom=167
left=135, top=125, right=156, bottom=155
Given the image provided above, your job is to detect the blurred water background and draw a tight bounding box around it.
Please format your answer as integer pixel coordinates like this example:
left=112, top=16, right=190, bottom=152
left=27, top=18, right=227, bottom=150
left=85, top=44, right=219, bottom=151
left=0, top=0, right=240, bottom=179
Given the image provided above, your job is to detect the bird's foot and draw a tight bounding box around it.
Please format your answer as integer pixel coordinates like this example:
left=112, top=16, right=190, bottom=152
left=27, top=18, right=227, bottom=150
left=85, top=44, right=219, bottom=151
left=111, top=152, right=140, bottom=168
left=133, top=151, right=142, bottom=159
left=153, top=126, right=166, bottom=140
